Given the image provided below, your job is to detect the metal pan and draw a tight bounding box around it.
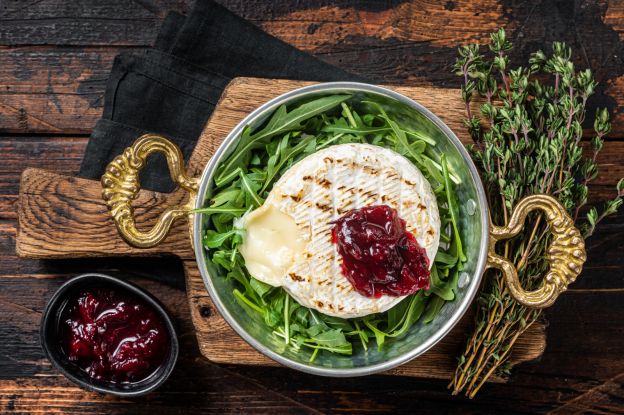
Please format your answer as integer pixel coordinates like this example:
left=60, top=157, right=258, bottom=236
left=101, top=82, right=585, bottom=376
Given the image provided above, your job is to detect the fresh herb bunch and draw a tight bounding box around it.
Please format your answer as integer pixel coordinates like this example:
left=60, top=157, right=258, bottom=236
left=450, top=28, right=624, bottom=397
left=198, top=95, right=466, bottom=360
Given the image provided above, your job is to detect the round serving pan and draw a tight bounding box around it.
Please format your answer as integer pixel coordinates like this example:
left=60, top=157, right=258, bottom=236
left=101, top=82, right=586, bottom=377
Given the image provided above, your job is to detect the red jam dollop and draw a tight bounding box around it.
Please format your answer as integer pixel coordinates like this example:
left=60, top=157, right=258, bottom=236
left=331, top=205, right=430, bottom=298
left=61, top=287, right=170, bottom=384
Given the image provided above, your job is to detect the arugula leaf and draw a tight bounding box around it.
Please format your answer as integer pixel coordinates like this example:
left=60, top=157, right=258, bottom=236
left=239, top=171, right=264, bottom=207
left=250, top=278, right=273, bottom=298
left=428, top=265, right=456, bottom=301
left=308, top=329, right=351, bottom=349
left=217, top=95, right=351, bottom=182
left=210, top=188, right=243, bottom=207
left=260, top=133, right=316, bottom=193
left=193, top=206, right=247, bottom=215
left=322, top=117, right=392, bottom=136
left=363, top=318, right=388, bottom=351
left=318, top=314, right=354, bottom=332
left=442, top=156, right=467, bottom=262
left=423, top=295, right=446, bottom=324
left=233, top=289, right=264, bottom=315
left=405, top=129, right=436, bottom=146
left=420, top=156, right=444, bottom=185
left=435, top=251, right=458, bottom=266
left=203, top=229, right=241, bottom=249
left=386, top=292, right=426, bottom=338
left=386, top=297, right=412, bottom=332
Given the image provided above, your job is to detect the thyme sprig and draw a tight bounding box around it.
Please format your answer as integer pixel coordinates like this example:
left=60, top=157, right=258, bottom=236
left=450, top=28, right=624, bottom=398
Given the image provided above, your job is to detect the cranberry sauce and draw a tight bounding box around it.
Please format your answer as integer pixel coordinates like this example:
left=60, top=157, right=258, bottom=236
left=331, top=205, right=430, bottom=298
left=60, top=287, right=170, bottom=384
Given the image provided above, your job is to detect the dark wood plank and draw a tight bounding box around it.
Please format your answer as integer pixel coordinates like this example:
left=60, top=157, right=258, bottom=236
left=2, top=1, right=624, bottom=413
left=0, top=0, right=190, bottom=46
left=221, top=0, right=624, bottom=137
left=0, top=272, right=621, bottom=413
left=2, top=1, right=624, bottom=135
left=0, top=136, right=87, bottom=219
left=3, top=46, right=622, bottom=136
left=0, top=48, right=115, bottom=133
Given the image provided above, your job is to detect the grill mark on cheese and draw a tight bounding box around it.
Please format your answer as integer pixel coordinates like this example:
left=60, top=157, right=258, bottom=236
left=363, top=165, right=379, bottom=175
left=360, top=189, right=376, bottom=199
left=315, top=202, right=331, bottom=211
left=289, top=273, right=304, bottom=282
left=316, top=177, right=332, bottom=188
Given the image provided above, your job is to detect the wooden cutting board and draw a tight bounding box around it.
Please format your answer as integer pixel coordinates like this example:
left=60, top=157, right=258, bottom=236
left=16, top=77, right=545, bottom=380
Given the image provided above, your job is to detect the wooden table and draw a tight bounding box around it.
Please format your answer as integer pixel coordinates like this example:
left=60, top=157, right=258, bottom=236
left=1, top=1, right=623, bottom=413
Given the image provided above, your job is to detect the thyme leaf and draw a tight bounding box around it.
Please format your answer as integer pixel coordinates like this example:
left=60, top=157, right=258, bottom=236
left=450, top=28, right=623, bottom=398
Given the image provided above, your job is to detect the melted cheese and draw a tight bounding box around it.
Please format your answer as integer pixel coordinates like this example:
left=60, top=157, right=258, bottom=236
left=238, top=204, right=307, bottom=286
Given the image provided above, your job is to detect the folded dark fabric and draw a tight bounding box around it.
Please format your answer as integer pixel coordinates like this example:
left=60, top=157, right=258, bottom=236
left=153, top=11, right=186, bottom=51
left=79, top=0, right=363, bottom=192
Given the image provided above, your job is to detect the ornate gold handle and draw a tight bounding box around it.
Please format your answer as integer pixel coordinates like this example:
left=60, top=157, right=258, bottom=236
left=101, top=134, right=199, bottom=248
left=487, top=194, right=586, bottom=308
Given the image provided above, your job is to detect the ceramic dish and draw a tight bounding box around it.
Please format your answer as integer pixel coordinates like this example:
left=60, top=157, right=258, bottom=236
left=40, top=273, right=179, bottom=395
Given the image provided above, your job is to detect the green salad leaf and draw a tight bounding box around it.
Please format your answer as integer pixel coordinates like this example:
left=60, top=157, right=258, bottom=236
left=199, top=95, right=467, bottom=361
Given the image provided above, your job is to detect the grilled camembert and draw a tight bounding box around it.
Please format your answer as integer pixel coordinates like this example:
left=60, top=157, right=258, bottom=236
left=237, top=143, right=441, bottom=318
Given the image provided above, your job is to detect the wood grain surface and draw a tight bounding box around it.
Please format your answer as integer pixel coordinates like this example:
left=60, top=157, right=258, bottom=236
left=16, top=77, right=548, bottom=378
left=2, top=0, right=624, bottom=413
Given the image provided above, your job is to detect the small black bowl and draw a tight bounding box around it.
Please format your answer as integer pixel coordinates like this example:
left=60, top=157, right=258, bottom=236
left=40, top=273, right=179, bottom=397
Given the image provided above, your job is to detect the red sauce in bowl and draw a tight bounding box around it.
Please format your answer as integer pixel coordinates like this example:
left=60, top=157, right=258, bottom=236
left=61, top=288, right=170, bottom=384
left=331, top=205, right=430, bottom=298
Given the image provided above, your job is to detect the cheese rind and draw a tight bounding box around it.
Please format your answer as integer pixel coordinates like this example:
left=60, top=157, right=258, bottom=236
left=239, top=143, right=441, bottom=318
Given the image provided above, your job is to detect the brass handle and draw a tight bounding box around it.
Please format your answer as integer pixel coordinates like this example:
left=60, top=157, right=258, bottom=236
left=101, top=134, right=199, bottom=248
left=487, top=194, right=586, bottom=308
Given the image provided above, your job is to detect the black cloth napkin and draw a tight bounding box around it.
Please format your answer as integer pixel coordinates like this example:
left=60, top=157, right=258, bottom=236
left=79, top=0, right=363, bottom=192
